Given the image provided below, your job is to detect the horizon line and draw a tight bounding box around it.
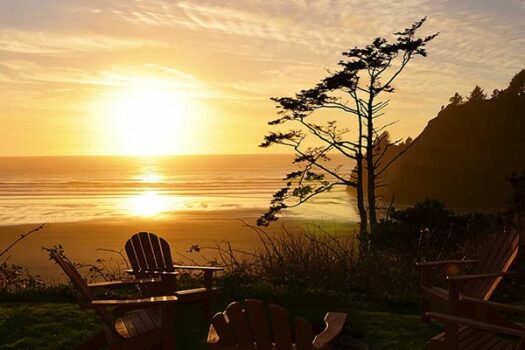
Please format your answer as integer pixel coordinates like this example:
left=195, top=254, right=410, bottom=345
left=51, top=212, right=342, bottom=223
left=0, top=153, right=299, bottom=158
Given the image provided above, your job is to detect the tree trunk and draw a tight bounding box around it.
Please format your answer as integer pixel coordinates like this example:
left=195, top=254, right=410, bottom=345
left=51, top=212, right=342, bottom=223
left=366, top=92, right=377, bottom=230
left=355, top=105, right=368, bottom=247
left=355, top=153, right=368, bottom=238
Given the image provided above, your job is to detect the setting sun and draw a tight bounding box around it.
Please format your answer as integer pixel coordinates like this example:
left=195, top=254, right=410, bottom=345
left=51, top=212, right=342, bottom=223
left=110, top=87, right=191, bottom=155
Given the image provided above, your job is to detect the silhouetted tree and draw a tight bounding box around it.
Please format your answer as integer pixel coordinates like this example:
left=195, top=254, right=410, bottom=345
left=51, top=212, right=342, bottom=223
left=258, top=18, right=437, bottom=240
left=491, top=89, right=501, bottom=99
left=468, top=85, right=486, bottom=101
left=449, top=92, right=464, bottom=106
left=506, top=69, right=525, bottom=96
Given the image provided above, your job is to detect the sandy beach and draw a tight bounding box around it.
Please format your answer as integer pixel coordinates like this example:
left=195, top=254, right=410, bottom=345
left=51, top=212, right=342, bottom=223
left=0, top=208, right=355, bottom=281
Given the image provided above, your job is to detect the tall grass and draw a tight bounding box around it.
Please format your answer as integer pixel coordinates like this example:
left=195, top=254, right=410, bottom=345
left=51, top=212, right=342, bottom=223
left=211, top=224, right=358, bottom=292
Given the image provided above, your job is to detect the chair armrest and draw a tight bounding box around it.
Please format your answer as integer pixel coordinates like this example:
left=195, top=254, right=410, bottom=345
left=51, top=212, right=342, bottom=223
left=447, top=271, right=515, bottom=281
left=173, top=266, right=223, bottom=289
left=313, top=312, right=348, bottom=350
left=88, top=278, right=161, bottom=288
left=416, top=259, right=477, bottom=267
left=173, top=265, right=224, bottom=272
left=125, top=269, right=180, bottom=276
left=460, top=296, right=525, bottom=315
left=418, top=260, right=477, bottom=287
left=426, top=312, right=525, bottom=337
left=91, top=295, right=179, bottom=307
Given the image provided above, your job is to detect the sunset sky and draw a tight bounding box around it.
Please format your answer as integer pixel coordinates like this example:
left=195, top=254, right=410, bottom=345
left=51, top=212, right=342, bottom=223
left=0, top=0, right=524, bottom=156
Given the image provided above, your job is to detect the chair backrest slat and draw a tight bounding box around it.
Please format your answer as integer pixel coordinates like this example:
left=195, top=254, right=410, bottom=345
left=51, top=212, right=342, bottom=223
left=224, top=302, right=254, bottom=348
left=211, top=313, right=236, bottom=346
left=465, top=230, right=519, bottom=299
left=50, top=251, right=94, bottom=301
left=159, top=236, right=174, bottom=270
left=269, top=304, right=293, bottom=350
left=138, top=232, right=158, bottom=271
left=131, top=234, right=149, bottom=271
left=49, top=250, right=114, bottom=330
left=149, top=233, right=168, bottom=271
left=294, top=317, right=314, bottom=350
left=245, top=299, right=273, bottom=350
left=125, top=239, right=141, bottom=273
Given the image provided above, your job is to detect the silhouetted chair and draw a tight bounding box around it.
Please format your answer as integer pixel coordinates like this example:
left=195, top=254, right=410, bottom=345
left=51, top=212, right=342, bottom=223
left=125, top=232, right=223, bottom=319
left=48, top=247, right=179, bottom=350
left=417, top=230, right=519, bottom=325
left=426, top=296, right=525, bottom=349
left=208, top=299, right=347, bottom=350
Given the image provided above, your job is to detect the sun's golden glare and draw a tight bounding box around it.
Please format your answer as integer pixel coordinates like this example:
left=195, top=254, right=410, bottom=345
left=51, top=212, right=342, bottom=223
left=130, top=191, right=170, bottom=216
left=139, top=172, right=163, bottom=183
left=110, top=87, right=191, bottom=155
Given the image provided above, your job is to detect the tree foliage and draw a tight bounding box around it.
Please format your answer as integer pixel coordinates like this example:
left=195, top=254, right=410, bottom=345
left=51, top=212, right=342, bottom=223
left=449, top=92, right=464, bottom=106
left=507, top=69, right=525, bottom=96
left=468, top=85, right=487, bottom=101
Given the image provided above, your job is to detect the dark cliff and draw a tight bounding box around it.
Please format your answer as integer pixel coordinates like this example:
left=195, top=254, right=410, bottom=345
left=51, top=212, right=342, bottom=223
left=379, top=70, right=525, bottom=210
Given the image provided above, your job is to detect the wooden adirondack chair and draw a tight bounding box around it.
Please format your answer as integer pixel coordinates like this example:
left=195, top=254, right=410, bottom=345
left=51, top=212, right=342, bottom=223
left=418, top=229, right=519, bottom=323
left=125, top=232, right=223, bottom=318
left=207, top=299, right=348, bottom=350
left=49, top=248, right=179, bottom=350
left=425, top=299, right=525, bottom=350
left=425, top=272, right=525, bottom=350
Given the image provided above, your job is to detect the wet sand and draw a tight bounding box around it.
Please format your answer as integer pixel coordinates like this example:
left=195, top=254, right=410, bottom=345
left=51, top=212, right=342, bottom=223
left=0, top=209, right=355, bottom=281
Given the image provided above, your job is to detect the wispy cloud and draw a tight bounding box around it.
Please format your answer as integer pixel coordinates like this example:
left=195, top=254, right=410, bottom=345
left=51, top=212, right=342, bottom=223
left=0, top=29, right=165, bottom=55
left=0, top=59, right=223, bottom=102
left=103, top=1, right=524, bottom=86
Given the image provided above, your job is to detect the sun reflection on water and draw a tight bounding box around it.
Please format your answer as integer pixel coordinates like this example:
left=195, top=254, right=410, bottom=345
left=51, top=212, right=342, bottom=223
left=140, top=173, right=163, bottom=183
left=130, top=191, right=171, bottom=216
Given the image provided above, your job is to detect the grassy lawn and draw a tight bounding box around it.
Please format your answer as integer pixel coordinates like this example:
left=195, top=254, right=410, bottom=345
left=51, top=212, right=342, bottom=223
left=0, top=301, right=439, bottom=350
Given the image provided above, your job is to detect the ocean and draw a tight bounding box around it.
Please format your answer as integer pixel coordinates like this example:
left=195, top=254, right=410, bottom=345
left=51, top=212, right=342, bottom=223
left=0, top=155, right=358, bottom=226
left=0, top=155, right=358, bottom=279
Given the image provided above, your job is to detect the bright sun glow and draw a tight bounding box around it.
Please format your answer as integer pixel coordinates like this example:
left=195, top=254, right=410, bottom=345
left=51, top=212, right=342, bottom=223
left=110, top=87, right=191, bottom=155
left=140, top=172, right=163, bottom=183
left=130, top=191, right=171, bottom=216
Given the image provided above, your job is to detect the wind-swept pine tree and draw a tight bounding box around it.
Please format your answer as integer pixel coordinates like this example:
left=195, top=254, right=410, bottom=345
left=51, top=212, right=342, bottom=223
left=258, top=18, right=437, bottom=241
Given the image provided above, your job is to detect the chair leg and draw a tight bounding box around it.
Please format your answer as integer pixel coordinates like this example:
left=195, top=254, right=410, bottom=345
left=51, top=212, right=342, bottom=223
left=74, top=330, right=108, bottom=350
